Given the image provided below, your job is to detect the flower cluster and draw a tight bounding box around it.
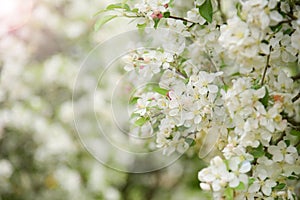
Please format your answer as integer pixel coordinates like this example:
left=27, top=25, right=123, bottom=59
left=101, top=0, right=300, bottom=199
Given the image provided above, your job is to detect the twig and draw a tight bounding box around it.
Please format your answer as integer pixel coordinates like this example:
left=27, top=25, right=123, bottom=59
left=286, top=117, right=300, bottom=128
left=205, top=51, right=226, bottom=85
left=292, top=92, right=300, bottom=103
left=292, top=73, right=300, bottom=81
left=168, top=67, right=188, bottom=79
left=260, top=46, right=272, bottom=86
left=169, top=15, right=197, bottom=24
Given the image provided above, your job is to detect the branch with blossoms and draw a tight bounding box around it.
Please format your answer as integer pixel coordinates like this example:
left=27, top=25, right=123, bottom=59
left=95, top=0, right=300, bottom=199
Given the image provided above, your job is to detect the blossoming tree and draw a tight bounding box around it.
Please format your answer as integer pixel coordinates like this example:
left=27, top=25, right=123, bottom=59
left=96, top=0, right=300, bottom=199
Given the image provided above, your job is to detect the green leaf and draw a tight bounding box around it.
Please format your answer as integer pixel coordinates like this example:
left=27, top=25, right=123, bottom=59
left=224, top=187, right=234, bottom=200
left=94, top=15, right=118, bottom=31
left=270, top=23, right=283, bottom=32
left=185, top=138, right=195, bottom=146
left=198, top=0, right=213, bottom=23
left=131, top=8, right=139, bottom=13
left=106, top=3, right=130, bottom=11
left=153, top=86, right=169, bottom=96
left=222, top=85, right=229, bottom=92
left=248, top=144, right=265, bottom=158
left=129, top=97, right=140, bottom=105
left=290, top=129, right=300, bottom=136
left=273, top=183, right=286, bottom=190
left=163, top=11, right=170, bottom=18
left=260, top=87, right=269, bottom=108
left=283, top=28, right=293, bottom=35
left=251, top=79, right=261, bottom=90
left=134, top=117, right=148, bottom=126
left=285, top=140, right=291, bottom=146
left=131, top=113, right=140, bottom=118
left=234, top=182, right=245, bottom=190
left=248, top=178, right=255, bottom=186
left=137, top=22, right=147, bottom=30
left=153, top=18, right=160, bottom=29
left=236, top=2, right=243, bottom=19
left=287, top=175, right=299, bottom=180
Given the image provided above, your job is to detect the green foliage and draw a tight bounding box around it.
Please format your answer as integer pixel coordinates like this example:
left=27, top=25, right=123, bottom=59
left=163, top=11, right=170, bottom=18
left=152, top=86, right=169, bottom=96
left=224, top=187, right=234, bottom=200
left=185, top=138, right=196, bottom=146
left=137, top=23, right=147, bottom=30
left=94, top=15, right=118, bottom=31
left=106, top=3, right=130, bottom=11
left=234, top=182, right=245, bottom=190
left=134, top=117, right=148, bottom=126
left=153, top=18, right=160, bottom=29
left=129, top=97, right=140, bottom=105
left=198, top=0, right=213, bottom=23
left=290, top=129, right=300, bottom=136
left=247, top=144, right=265, bottom=159
left=248, top=178, right=255, bottom=186
left=273, top=183, right=286, bottom=190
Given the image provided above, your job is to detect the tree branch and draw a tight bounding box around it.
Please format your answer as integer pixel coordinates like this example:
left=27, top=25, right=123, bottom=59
left=292, top=73, right=300, bottom=81
left=168, top=15, right=198, bottom=24
left=292, top=92, right=300, bottom=103
left=260, top=46, right=272, bottom=86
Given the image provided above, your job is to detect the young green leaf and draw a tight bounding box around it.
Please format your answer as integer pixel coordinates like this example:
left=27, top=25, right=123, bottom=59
left=129, top=97, right=140, bottom=105
left=134, top=117, right=148, bottom=126
left=185, top=138, right=195, bottom=146
left=198, top=0, right=213, bottom=23
left=290, top=129, right=300, bottom=136
left=137, top=22, right=147, bottom=30
left=273, top=183, right=286, bottom=190
left=224, top=187, right=234, bottom=200
left=163, top=11, right=170, bottom=18
left=234, top=182, right=245, bottom=190
left=106, top=3, right=130, bottom=11
left=94, top=15, right=118, bottom=31
left=248, top=178, right=255, bottom=186
left=153, top=86, right=169, bottom=96
left=153, top=18, right=160, bottom=29
left=247, top=144, right=265, bottom=158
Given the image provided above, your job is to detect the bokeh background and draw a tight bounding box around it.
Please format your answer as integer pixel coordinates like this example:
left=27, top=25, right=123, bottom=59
left=0, top=0, right=211, bottom=199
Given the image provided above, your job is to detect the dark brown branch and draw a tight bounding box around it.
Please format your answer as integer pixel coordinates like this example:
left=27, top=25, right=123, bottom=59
left=292, top=92, right=300, bottom=103
left=260, top=46, right=272, bottom=86
left=168, top=67, right=188, bottom=79
left=286, top=117, right=300, bottom=128
left=169, top=15, right=197, bottom=24
left=292, top=73, right=300, bottom=81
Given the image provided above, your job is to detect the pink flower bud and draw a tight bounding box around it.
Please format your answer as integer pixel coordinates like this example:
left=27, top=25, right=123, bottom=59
left=151, top=11, right=163, bottom=19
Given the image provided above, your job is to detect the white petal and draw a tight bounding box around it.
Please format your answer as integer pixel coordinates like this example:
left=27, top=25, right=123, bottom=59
left=248, top=182, right=260, bottom=193
left=262, top=185, right=272, bottom=196
left=239, top=161, right=251, bottom=173
left=229, top=177, right=240, bottom=188
left=200, top=183, right=211, bottom=191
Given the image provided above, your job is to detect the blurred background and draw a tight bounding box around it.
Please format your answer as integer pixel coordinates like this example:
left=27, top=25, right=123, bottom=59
left=0, top=0, right=210, bottom=199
